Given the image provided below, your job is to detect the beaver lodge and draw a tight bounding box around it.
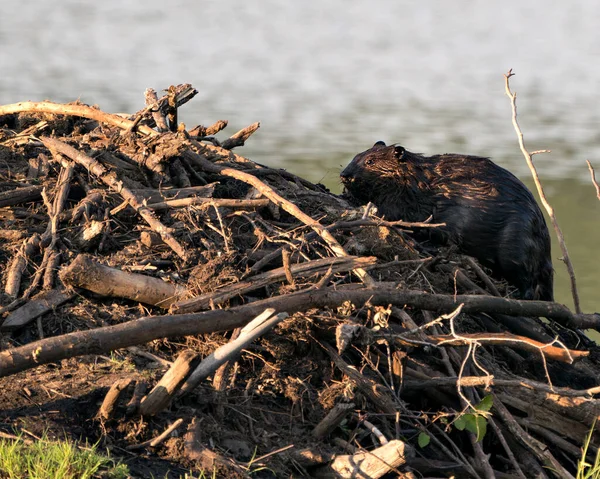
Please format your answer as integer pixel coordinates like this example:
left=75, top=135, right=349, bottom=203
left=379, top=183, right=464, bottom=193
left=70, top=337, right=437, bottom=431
left=1, top=84, right=600, bottom=479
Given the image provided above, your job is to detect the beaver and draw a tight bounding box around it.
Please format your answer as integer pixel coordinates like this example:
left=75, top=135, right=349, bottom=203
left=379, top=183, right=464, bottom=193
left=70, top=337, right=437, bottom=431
left=340, top=141, right=554, bottom=301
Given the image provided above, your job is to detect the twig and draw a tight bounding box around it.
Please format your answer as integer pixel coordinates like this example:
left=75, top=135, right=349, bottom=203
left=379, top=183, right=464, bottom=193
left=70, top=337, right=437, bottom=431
left=126, top=418, right=184, bottom=450
left=587, top=160, right=600, bottom=200
left=504, top=70, right=580, bottom=313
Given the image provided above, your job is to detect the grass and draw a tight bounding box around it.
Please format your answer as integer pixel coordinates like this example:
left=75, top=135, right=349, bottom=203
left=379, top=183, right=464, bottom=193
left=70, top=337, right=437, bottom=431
left=0, top=434, right=129, bottom=479
left=578, top=420, right=600, bottom=479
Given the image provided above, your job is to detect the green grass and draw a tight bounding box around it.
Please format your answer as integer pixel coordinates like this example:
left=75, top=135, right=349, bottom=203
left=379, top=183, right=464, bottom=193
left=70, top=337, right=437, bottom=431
left=0, top=434, right=129, bottom=479
left=578, top=420, right=600, bottom=479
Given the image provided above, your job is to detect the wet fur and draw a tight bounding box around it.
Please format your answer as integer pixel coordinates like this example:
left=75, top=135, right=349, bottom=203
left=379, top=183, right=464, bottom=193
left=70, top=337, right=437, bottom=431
left=341, top=141, right=554, bottom=301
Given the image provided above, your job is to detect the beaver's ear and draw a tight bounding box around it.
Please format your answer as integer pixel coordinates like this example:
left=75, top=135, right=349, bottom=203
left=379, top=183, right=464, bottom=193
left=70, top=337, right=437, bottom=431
left=394, top=145, right=405, bottom=160
left=373, top=140, right=386, bottom=148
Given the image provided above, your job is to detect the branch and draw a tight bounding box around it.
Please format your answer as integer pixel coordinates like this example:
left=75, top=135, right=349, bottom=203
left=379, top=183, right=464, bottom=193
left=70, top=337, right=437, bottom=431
left=503, top=70, right=581, bottom=313
left=0, top=286, right=595, bottom=379
left=221, top=122, right=260, bottom=150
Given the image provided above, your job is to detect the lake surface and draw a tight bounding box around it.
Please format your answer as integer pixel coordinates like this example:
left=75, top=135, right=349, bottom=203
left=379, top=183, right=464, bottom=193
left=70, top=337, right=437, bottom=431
left=2, top=0, right=599, bottom=312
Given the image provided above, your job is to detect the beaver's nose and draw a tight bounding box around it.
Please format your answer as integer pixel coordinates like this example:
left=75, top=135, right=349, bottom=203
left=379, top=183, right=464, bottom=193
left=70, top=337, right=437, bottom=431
left=340, top=165, right=355, bottom=182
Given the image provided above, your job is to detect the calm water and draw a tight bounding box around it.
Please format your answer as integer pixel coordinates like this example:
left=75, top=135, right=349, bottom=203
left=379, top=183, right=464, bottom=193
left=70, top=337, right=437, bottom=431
left=2, top=0, right=599, bottom=312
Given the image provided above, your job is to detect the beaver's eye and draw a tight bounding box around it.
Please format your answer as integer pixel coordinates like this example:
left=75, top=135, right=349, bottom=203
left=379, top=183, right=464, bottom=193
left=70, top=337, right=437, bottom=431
left=365, top=159, right=374, bottom=166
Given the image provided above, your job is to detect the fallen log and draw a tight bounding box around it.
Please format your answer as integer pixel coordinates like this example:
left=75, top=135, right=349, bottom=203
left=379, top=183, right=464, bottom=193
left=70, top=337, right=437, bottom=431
left=0, top=286, right=596, bottom=377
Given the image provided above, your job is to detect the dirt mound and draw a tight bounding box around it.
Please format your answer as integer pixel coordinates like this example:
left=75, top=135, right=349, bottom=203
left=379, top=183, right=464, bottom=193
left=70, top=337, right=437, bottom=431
left=1, top=85, right=600, bottom=478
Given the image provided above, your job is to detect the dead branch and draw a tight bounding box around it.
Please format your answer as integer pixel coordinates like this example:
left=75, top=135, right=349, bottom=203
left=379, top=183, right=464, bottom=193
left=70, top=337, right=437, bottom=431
left=98, top=378, right=133, bottom=420
left=403, top=374, right=600, bottom=397
left=313, top=440, right=414, bottom=479
left=127, top=418, right=185, bottom=450
left=0, top=185, right=43, bottom=207
left=414, top=332, right=587, bottom=363
left=312, top=403, right=355, bottom=439
left=178, top=309, right=288, bottom=395
left=221, top=122, right=260, bottom=150
left=504, top=70, right=581, bottom=313
left=492, top=392, right=574, bottom=479
left=0, top=286, right=597, bottom=377
left=587, top=160, right=600, bottom=200
left=1, top=288, right=76, bottom=332
left=172, top=255, right=378, bottom=313
left=60, top=254, right=187, bottom=308
left=139, top=350, right=200, bottom=416
left=5, top=234, right=40, bottom=298
left=0, top=101, right=157, bottom=136
left=147, top=196, right=270, bottom=211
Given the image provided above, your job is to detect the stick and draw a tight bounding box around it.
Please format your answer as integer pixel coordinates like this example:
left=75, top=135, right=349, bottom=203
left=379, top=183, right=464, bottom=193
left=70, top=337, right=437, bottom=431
left=0, top=101, right=157, bottom=136
left=139, top=351, right=200, bottom=416
left=40, top=137, right=188, bottom=260
left=587, top=160, right=600, bottom=200
left=1, top=288, right=76, bottom=332
left=178, top=309, right=287, bottom=395
left=171, top=255, right=377, bottom=313
left=403, top=375, right=600, bottom=397
left=0, top=185, right=43, bottom=207
left=60, top=254, right=187, bottom=308
left=504, top=70, right=580, bottom=313
left=5, top=234, right=40, bottom=297
left=401, top=332, right=587, bottom=363
left=221, top=122, right=260, bottom=150
left=313, top=440, right=413, bottom=479
left=98, top=378, right=133, bottom=420
left=0, top=286, right=597, bottom=377
left=147, top=197, right=270, bottom=211
left=313, top=403, right=355, bottom=439
left=127, top=418, right=184, bottom=450
left=492, top=392, right=574, bottom=478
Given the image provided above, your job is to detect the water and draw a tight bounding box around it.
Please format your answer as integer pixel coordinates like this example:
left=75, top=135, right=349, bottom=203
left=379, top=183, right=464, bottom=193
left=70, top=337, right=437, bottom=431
left=2, top=0, right=599, bottom=312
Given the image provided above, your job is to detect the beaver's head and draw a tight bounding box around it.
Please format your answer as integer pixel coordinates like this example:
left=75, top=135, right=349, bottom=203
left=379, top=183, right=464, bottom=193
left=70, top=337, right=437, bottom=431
left=340, top=141, right=409, bottom=203
left=341, top=141, right=405, bottom=185
left=340, top=141, right=434, bottom=221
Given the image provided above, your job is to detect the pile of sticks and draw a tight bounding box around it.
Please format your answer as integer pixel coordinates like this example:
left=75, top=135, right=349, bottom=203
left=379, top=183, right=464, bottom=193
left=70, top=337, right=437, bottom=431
left=1, top=84, right=599, bottom=478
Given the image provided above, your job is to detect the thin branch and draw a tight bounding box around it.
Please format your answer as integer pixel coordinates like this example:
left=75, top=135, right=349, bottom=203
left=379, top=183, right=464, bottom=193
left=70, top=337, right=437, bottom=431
left=503, top=70, right=581, bottom=313
left=587, top=160, right=600, bottom=200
